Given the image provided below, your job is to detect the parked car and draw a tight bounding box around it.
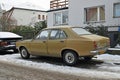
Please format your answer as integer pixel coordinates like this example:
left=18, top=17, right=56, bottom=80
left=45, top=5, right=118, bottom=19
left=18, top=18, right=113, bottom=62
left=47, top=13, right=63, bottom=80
left=16, top=26, right=109, bottom=65
left=0, top=32, right=22, bottom=53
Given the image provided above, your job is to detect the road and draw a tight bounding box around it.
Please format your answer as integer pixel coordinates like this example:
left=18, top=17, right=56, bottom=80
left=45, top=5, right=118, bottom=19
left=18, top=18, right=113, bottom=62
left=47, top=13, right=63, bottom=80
left=0, top=51, right=120, bottom=80
left=0, top=61, right=107, bottom=80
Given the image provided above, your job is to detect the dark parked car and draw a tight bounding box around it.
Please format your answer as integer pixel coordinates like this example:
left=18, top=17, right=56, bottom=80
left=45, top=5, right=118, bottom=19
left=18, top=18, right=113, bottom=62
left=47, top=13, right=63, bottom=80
left=0, top=32, right=22, bottom=53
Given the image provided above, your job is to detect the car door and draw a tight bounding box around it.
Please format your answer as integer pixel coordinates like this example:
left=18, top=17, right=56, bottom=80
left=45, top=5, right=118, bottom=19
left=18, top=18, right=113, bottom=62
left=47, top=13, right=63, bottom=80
left=48, top=29, right=67, bottom=57
left=30, top=30, right=49, bottom=55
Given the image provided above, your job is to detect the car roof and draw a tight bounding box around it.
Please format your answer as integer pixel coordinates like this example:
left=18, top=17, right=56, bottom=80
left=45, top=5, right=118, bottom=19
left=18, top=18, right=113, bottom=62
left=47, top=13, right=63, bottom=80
left=44, top=26, right=82, bottom=30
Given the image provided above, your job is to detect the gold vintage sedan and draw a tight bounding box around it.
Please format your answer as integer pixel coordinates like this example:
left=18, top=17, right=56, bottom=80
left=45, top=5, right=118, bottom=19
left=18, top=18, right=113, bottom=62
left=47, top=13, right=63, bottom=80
left=16, top=26, right=110, bottom=65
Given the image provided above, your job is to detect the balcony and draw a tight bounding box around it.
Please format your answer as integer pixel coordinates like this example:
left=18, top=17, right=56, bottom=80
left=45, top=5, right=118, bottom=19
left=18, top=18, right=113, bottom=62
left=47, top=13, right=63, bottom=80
left=50, top=0, right=68, bottom=10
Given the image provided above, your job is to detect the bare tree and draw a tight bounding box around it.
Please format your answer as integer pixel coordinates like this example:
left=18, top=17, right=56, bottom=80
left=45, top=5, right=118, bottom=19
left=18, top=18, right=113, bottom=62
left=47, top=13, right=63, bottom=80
left=0, top=13, right=17, bottom=31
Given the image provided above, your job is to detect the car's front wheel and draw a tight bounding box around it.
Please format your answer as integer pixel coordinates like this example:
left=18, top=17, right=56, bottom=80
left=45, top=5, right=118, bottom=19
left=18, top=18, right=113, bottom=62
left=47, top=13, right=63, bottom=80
left=20, top=47, right=30, bottom=59
left=63, top=50, right=78, bottom=66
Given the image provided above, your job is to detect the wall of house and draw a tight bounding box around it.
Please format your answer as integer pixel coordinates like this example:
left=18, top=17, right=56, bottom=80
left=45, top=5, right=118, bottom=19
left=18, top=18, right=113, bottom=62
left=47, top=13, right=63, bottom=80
left=48, top=0, right=120, bottom=27
left=69, top=0, right=120, bottom=27
left=47, top=9, right=68, bottom=27
left=47, top=11, right=54, bottom=27
left=11, top=9, right=47, bottom=26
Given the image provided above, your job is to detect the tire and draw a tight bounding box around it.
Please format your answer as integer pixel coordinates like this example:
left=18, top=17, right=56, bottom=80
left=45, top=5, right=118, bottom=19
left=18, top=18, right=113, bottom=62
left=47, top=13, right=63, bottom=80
left=20, top=47, right=30, bottom=59
left=63, top=50, right=78, bottom=66
left=84, top=57, right=92, bottom=61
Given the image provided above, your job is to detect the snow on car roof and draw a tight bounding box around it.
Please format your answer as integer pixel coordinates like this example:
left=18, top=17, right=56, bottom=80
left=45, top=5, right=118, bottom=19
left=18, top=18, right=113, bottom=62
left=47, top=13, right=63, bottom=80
left=0, top=32, right=22, bottom=39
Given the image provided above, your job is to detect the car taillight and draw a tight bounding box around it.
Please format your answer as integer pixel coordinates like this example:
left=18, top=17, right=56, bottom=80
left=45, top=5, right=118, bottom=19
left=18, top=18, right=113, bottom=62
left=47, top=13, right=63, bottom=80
left=0, top=42, right=8, bottom=46
left=93, top=41, right=97, bottom=49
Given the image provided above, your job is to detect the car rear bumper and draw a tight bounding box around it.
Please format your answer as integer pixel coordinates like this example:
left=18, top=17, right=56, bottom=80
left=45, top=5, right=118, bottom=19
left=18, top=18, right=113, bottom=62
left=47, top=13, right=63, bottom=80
left=90, top=47, right=108, bottom=55
left=0, top=45, right=17, bottom=51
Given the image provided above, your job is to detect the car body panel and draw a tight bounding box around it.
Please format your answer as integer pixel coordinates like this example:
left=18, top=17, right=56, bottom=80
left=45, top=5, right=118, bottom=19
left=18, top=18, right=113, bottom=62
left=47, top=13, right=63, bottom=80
left=30, top=39, right=48, bottom=56
left=47, top=39, right=67, bottom=57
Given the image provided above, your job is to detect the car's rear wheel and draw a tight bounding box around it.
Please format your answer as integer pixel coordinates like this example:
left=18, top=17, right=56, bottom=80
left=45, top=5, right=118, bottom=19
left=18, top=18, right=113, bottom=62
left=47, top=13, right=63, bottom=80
left=63, top=50, right=78, bottom=66
left=20, top=47, right=30, bottom=59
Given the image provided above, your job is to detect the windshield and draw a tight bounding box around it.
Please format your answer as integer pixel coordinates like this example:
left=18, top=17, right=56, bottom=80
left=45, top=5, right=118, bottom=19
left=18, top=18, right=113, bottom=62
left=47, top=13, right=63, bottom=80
left=72, top=27, right=91, bottom=35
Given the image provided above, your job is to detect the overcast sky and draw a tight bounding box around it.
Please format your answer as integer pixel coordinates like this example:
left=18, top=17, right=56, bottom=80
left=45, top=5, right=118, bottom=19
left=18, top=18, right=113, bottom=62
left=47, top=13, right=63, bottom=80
left=0, top=0, right=50, bottom=10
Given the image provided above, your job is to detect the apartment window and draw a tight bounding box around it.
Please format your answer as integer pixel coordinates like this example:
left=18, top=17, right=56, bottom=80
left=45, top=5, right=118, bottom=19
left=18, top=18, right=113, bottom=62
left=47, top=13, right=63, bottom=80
left=46, top=16, right=47, bottom=20
left=85, top=6, right=105, bottom=23
left=114, top=3, right=120, bottom=17
left=54, top=11, right=68, bottom=25
left=100, top=7, right=105, bottom=20
left=62, top=11, right=68, bottom=24
left=42, top=15, right=45, bottom=20
left=38, top=15, right=41, bottom=20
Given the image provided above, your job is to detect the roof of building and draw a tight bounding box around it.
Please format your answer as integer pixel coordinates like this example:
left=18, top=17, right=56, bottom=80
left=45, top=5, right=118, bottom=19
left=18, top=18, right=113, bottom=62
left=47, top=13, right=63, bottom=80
left=11, top=7, right=47, bottom=12
left=47, top=7, right=68, bottom=12
left=3, top=7, right=47, bottom=14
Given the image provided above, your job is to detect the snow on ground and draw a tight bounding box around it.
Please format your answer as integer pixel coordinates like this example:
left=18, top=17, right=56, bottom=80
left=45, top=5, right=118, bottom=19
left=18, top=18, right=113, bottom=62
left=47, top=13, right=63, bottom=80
left=0, top=53, right=120, bottom=79
left=97, top=54, right=120, bottom=63
left=96, top=54, right=120, bottom=73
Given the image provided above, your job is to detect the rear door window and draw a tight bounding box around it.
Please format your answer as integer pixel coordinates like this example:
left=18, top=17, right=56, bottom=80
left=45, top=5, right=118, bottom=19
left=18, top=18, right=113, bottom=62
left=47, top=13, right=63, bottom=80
left=49, top=29, right=67, bottom=40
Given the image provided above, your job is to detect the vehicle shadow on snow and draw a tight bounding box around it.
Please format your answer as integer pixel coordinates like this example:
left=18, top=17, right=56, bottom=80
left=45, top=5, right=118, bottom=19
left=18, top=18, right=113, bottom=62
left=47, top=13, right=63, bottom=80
left=24, top=56, right=104, bottom=69
left=76, top=59, right=103, bottom=69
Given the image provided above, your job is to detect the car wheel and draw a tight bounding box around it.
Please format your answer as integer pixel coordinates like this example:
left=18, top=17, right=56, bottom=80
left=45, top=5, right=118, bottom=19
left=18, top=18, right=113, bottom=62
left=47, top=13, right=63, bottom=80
left=63, top=50, right=78, bottom=66
left=20, top=47, right=30, bottom=59
left=84, top=57, right=92, bottom=61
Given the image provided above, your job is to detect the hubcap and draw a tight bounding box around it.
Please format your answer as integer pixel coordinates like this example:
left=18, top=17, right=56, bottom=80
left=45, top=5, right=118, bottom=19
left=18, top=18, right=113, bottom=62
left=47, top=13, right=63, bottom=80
left=65, top=52, right=75, bottom=64
left=21, top=49, right=27, bottom=57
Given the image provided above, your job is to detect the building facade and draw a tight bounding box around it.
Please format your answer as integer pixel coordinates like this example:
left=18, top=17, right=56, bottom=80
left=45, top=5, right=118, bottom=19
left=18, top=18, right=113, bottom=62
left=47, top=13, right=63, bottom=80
left=47, top=0, right=120, bottom=47
left=69, top=0, right=120, bottom=27
left=3, top=7, right=47, bottom=26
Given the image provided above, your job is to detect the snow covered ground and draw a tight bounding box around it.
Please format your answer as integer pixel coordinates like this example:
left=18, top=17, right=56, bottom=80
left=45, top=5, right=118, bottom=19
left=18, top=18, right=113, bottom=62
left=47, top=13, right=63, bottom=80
left=0, top=53, right=120, bottom=80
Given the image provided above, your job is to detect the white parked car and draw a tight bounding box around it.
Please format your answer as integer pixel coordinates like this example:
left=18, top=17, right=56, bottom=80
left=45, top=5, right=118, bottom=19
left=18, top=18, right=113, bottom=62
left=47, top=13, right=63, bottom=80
left=0, top=32, right=22, bottom=52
